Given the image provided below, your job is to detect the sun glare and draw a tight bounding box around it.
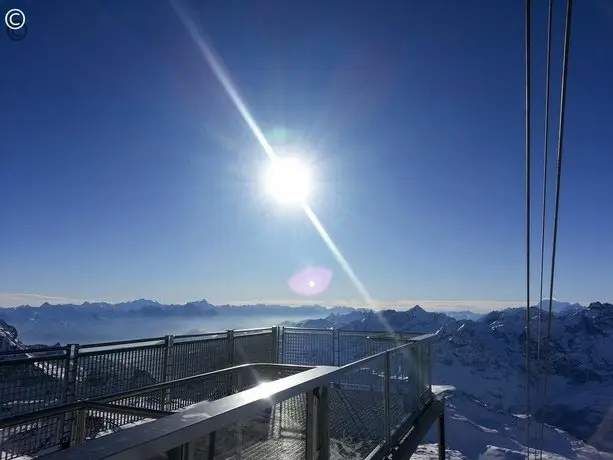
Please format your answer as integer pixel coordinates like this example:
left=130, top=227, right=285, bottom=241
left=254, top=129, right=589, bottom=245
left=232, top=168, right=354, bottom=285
left=264, top=156, right=312, bottom=206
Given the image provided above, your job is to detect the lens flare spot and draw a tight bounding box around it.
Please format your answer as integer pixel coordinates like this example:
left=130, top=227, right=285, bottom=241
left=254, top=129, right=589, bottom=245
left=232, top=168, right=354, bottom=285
left=289, top=268, right=332, bottom=297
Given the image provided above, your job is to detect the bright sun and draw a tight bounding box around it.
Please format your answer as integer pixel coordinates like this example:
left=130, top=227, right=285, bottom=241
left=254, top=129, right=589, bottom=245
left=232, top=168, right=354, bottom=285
left=264, top=156, right=312, bottom=206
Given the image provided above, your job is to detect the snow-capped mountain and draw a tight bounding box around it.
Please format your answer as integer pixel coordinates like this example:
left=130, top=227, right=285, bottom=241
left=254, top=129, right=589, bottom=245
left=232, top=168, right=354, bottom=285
left=0, top=299, right=355, bottom=323
left=536, top=299, right=585, bottom=314
left=441, top=310, right=484, bottom=321
left=295, top=306, right=456, bottom=331
left=418, top=390, right=613, bottom=459
left=434, top=302, right=613, bottom=453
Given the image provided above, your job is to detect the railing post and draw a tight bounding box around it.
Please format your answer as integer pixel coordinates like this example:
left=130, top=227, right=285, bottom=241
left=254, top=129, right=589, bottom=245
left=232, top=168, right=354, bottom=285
left=161, top=335, right=174, bottom=410
left=384, top=351, right=391, bottom=449
left=167, top=442, right=193, bottom=460
left=428, top=342, right=433, bottom=395
left=75, top=407, right=87, bottom=445
left=438, top=411, right=446, bottom=460
left=316, top=386, right=330, bottom=460
left=412, top=346, right=420, bottom=411
left=271, top=326, right=279, bottom=364
left=305, top=389, right=316, bottom=459
left=227, top=330, right=236, bottom=396
left=227, top=330, right=235, bottom=366
left=333, top=329, right=340, bottom=366
left=208, top=432, right=216, bottom=459
left=278, top=326, right=284, bottom=364
left=58, top=344, right=79, bottom=449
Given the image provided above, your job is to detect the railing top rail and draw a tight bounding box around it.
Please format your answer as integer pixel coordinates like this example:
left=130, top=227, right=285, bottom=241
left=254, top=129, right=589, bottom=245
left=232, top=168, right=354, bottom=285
left=42, top=337, right=435, bottom=460
left=172, top=332, right=225, bottom=340
left=233, top=327, right=273, bottom=333
left=0, top=353, right=68, bottom=367
left=79, top=337, right=166, bottom=350
left=0, top=327, right=432, bottom=359
left=0, top=345, right=67, bottom=356
left=281, top=326, right=429, bottom=336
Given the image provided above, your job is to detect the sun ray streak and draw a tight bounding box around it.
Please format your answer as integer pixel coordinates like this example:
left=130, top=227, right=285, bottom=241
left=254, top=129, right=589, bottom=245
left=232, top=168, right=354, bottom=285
left=170, top=0, right=277, bottom=160
left=302, top=204, right=376, bottom=308
left=171, top=2, right=392, bottom=325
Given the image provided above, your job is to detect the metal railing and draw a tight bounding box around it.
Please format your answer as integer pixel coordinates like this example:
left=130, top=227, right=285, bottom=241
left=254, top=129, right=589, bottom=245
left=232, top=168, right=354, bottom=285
left=39, top=335, right=434, bottom=460
left=0, top=327, right=427, bottom=460
left=0, top=363, right=311, bottom=460
left=0, top=328, right=279, bottom=420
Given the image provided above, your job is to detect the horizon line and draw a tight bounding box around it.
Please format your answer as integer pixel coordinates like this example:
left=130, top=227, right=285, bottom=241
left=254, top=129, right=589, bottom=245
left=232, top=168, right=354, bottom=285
left=0, top=292, right=593, bottom=312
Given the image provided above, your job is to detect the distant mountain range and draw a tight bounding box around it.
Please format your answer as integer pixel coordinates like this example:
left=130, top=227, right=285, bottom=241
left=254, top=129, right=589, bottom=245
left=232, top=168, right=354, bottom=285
left=0, top=299, right=356, bottom=322
left=0, top=298, right=586, bottom=332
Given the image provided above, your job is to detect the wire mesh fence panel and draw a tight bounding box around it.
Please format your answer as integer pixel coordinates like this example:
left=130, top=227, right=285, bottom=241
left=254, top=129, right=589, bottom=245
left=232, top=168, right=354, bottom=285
left=387, top=346, right=419, bottom=438
left=172, top=336, right=230, bottom=380
left=233, top=331, right=274, bottom=366
left=0, top=411, right=63, bottom=460
left=367, top=336, right=408, bottom=357
left=416, top=343, right=432, bottom=403
left=167, top=372, right=233, bottom=410
left=83, top=407, right=154, bottom=441
left=328, top=354, right=386, bottom=459
left=75, top=344, right=166, bottom=400
left=0, top=354, right=68, bottom=418
left=282, top=329, right=334, bottom=366
left=337, top=332, right=372, bottom=366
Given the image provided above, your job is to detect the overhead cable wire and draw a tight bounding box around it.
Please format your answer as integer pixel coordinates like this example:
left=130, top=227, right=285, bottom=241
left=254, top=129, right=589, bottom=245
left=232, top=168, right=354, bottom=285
left=534, top=2, right=554, bottom=451
left=524, top=0, right=533, bottom=457
left=537, top=0, right=554, bottom=364
left=538, top=1, right=574, bottom=458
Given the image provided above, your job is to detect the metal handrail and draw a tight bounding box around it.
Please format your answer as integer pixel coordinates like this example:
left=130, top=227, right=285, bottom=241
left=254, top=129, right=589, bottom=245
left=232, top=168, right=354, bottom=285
left=0, top=352, right=67, bottom=367
left=79, top=336, right=167, bottom=350
left=42, top=335, right=435, bottom=460
left=0, top=363, right=312, bottom=429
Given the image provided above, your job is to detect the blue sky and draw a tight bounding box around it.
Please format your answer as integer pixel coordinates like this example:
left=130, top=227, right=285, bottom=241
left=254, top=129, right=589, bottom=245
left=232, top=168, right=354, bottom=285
left=1, top=0, right=612, bottom=310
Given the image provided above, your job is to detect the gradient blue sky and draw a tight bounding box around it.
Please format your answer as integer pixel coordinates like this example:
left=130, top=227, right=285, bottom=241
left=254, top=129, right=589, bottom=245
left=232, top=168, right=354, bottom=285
left=1, top=0, right=612, bottom=310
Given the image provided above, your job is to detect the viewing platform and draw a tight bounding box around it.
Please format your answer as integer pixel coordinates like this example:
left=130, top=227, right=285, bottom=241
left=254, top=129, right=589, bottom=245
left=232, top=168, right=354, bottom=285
left=0, top=327, right=445, bottom=460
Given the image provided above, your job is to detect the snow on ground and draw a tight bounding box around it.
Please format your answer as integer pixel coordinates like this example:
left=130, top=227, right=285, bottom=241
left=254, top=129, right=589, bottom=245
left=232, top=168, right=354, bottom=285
left=421, top=393, right=613, bottom=460
left=412, top=444, right=468, bottom=460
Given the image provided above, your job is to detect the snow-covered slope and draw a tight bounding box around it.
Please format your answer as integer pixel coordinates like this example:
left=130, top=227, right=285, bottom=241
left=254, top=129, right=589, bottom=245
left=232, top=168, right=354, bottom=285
left=418, top=391, right=613, bottom=459
left=433, top=302, right=613, bottom=452
left=431, top=391, right=612, bottom=459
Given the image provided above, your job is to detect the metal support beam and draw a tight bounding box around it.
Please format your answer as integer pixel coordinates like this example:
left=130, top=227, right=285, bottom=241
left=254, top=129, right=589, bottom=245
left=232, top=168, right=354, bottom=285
left=162, top=335, right=174, bottom=411
left=438, top=413, right=446, bottom=460
left=167, top=442, right=192, bottom=460
left=393, top=396, right=445, bottom=460
left=271, top=326, right=279, bottom=364
left=207, top=432, right=216, bottom=460
left=305, top=389, right=316, bottom=459
left=316, top=386, right=330, bottom=460
left=383, top=352, right=391, bottom=448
